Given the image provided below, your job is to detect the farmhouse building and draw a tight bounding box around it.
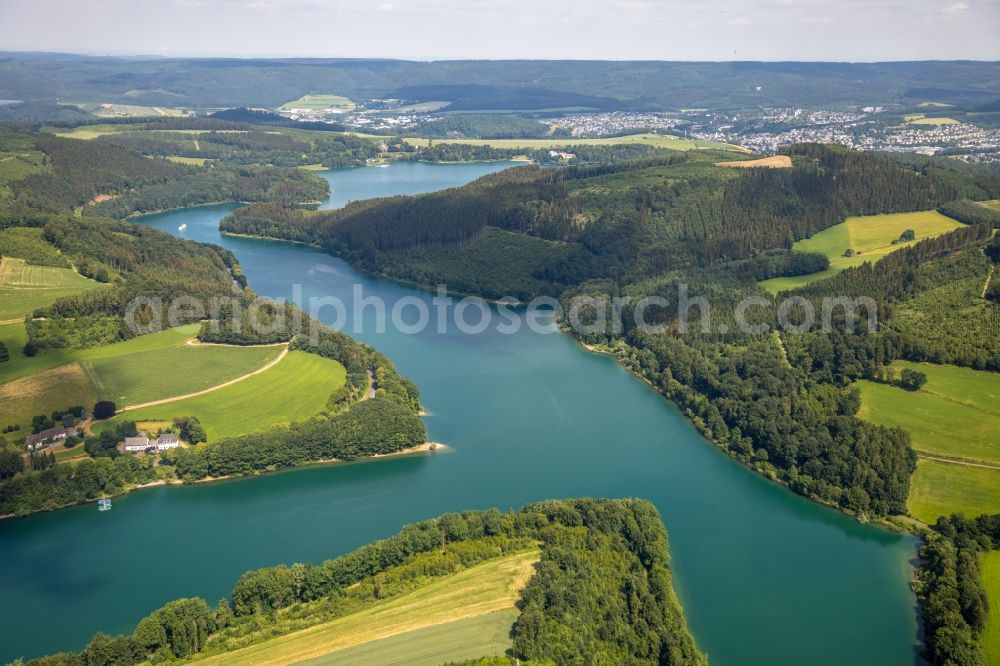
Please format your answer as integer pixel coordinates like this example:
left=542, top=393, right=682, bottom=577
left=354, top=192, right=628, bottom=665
left=25, top=426, right=76, bottom=450
left=156, top=433, right=180, bottom=450
left=122, top=434, right=151, bottom=452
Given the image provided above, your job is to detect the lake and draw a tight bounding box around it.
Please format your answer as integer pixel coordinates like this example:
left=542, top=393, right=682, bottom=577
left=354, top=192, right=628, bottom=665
left=0, top=161, right=919, bottom=665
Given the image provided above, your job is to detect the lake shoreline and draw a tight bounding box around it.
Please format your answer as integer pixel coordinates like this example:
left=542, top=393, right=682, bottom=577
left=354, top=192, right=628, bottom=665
left=0, top=442, right=447, bottom=521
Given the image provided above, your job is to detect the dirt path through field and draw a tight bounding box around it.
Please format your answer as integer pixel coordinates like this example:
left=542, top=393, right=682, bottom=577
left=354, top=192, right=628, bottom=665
left=120, top=345, right=288, bottom=412
left=917, top=453, right=1000, bottom=471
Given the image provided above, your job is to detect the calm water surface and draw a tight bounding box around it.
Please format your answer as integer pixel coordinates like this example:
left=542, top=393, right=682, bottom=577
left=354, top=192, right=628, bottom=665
left=0, top=162, right=919, bottom=665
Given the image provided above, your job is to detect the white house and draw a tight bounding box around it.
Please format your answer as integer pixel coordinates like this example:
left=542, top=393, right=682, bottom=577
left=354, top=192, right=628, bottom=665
left=156, top=433, right=180, bottom=450
left=123, top=434, right=150, bottom=452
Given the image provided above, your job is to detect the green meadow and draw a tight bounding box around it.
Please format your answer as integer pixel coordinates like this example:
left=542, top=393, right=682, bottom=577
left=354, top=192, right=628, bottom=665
left=297, top=609, right=519, bottom=666
left=0, top=362, right=96, bottom=436
left=759, top=209, right=963, bottom=293
left=76, top=328, right=283, bottom=406
left=194, top=549, right=539, bottom=666
left=856, top=361, right=1000, bottom=523
left=0, top=325, right=283, bottom=434
left=982, top=551, right=1000, bottom=666
left=908, top=460, right=1000, bottom=524
left=278, top=94, right=356, bottom=112
left=0, top=257, right=106, bottom=320
left=103, top=350, right=346, bottom=441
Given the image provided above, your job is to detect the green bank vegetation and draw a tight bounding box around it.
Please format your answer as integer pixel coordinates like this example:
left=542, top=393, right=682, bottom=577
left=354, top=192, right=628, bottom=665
left=983, top=550, right=1000, bottom=665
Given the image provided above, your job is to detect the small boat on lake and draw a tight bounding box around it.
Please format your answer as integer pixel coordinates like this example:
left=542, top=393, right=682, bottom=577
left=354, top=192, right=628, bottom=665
left=178, top=223, right=188, bottom=232
left=97, top=497, right=112, bottom=511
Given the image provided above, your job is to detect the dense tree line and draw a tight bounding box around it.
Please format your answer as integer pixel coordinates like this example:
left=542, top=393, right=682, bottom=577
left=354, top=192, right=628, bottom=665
left=22, top=499, right=704, bottom=666
left=168, top=396, right=425, bottom=481
left=938, top=200, right=1000, bottom=227
left=916, top=514, right=1000, bottom=666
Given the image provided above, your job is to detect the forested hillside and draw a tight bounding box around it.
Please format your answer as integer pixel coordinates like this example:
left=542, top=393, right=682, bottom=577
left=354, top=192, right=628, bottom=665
left=225, top=144, right=1000, bottom=517
left=3, top=54, right=1000, bottom=110
left=20, top=499, right=705, bottom=666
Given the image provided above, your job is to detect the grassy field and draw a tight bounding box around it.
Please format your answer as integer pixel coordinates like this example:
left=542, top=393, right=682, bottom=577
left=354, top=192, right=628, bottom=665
left=403, top=133, right=748, bottom=152
left=0, top=362, right=96, bottom=435
left=0, top=322, right=75, bottom=384
left=102, top=350, right=346, bottom=440
left=165, top=155, right=207, bottom=165
left=983, top=200, right=1000, bottom=212
left=278, top=94, right=356, bottom=112
left=0, top=257, right=106, bottom=320
left=857, top=381, right=1000, bottom=466
left=194, top=549, right=539, bottom=666
left=75, top=327, right=283, bottom=406
left=905, top=116, right=960, bottom=126
left=759, top=209, right=963, bottom=293
left=982, top=551, right=1000, bottom=666
left=1, top=324, right=282, bottom=397
left=297, top=609, right=519, bottom=666
left=908, top=459, right=1000, bottom=524
left=855, top=361, right=1000, bottom=523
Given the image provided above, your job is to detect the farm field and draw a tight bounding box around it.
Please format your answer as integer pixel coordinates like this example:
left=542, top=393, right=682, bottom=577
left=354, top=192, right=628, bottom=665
left=908, top=459, right=1000, bottom=525
left=297, top=609, right=519, bottom=666
left=0, top=362, right=96, bottom=435
left=983, top=551, right=1000, bottom=666
left=759, top=209, right=963, bottom=293
left=165, top=155, right=207, bottom=165
left=715, top=155, right=792, bottom=168
left=194, top=549, right=540, bottom=666
left=856, top=361, right=1000, bottom=523
left=0, top=325, right=286, bottom=428
left=983, top=200, right=1000, bottom=212
left=102, top=350, right=346, bottom=440
left=278, top=94, right=356, bottom=112
left=857, top=379, right=1000, bottom=465
left=76, top=328, right=284, bottom=406
left=403, top=132, right=748, bottom=152
left=904, top=115, right=959, bottom=125
left=0, top=257, right=105, bottom=320
left=0, top=322, right=74, bottom=384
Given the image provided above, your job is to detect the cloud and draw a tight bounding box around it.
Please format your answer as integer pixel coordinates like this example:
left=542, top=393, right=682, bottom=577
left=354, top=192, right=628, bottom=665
left=943, top=1, right=970, bottom=12
left=377, top=2, right=395, bottom=10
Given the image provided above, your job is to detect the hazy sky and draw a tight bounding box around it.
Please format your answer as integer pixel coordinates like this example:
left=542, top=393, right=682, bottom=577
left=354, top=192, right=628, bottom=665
left=1, top=0, right=998, bottom=61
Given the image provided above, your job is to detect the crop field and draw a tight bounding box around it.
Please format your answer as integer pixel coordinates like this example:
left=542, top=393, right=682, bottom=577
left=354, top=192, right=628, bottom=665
left=759, top=209, right=963, bottom=293
left=983, top=200, right=1000, bottom=212
left=982, top=551, right=1000, bottom=666
left=298, top=609, right=519, bottom=666
left=905, top=116, right=960, bottom=126
left=0, top=362, right=96, bottom=434
left=908, top=459, right=1000, bottom=524
left=0, top=257, right=106, bottom=320
left=194, top=549, right=539, bottom=666
left=278, top=94, right=356, bottom=112
left=106, top=350, right=346, bottom=440
left=403, top=132, right=748, bottom=152
left=715, top=155, right=792, bottom=168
